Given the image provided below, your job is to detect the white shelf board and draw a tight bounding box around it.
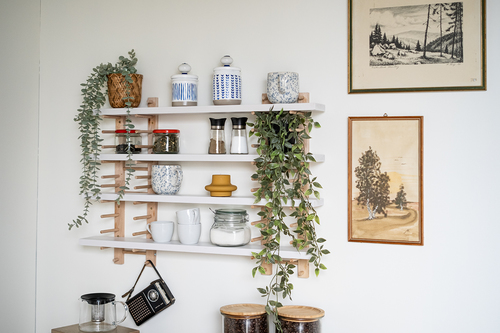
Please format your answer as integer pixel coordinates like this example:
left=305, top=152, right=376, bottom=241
left=79, top=235, right=309, bottom=260
left=99, top=103, right=325, bottom=116
left=97, top=192, right=324, bottom=207
left=98, top=153, right=325, bottom=163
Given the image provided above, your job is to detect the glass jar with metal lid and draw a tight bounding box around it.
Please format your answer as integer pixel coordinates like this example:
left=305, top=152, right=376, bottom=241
left=220, top=303, right=269, bottom=333
left=115, top=129, right=142, bottom=154
left=153, top=129, right=180, bottom=154
left=210, top=209, right=250, bottom=246
left=276, top=305, right=325, bottom=333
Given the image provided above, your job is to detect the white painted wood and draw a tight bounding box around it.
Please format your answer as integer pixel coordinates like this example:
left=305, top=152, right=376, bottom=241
left=79, top=236, right=309, bottom=260
left=99, top=103, right=325, bottom=116
left=98, top=153, right=326, bottom=162
left=97, top=192, right=324, bottom=207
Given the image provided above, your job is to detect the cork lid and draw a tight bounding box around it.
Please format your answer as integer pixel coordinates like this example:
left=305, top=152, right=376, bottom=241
left=220, top=304, right=266, bottom=317
left=277, top=305, right=325, bottom=322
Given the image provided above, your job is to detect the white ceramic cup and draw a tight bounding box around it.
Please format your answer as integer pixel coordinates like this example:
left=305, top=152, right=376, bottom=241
left=146, top=221, right=174, bottom=243
left=176, top=208, right=200, bottom=225
left=177, top=223, right=202, bottom=245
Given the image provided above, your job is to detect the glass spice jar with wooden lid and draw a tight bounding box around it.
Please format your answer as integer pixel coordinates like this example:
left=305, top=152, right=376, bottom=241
left=220, top=303, right=269, bottom=333
left=152, top=129, right=180, bottom=154
left=276, top=306, right=325, bottom=333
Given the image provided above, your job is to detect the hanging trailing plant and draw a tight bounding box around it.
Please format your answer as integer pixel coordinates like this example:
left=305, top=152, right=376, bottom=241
left=70, top=50, right=139, bottom=230
left=248, top=108, right=328, bottom=332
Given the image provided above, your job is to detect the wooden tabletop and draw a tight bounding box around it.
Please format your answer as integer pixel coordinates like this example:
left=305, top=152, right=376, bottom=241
left=51, top=324, right=139, bottom=333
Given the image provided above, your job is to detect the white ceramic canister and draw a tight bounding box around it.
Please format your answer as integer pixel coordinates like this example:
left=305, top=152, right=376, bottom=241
left=171, top=63, right=198, bottom=106
left=213, top=55, right=241, bottom=105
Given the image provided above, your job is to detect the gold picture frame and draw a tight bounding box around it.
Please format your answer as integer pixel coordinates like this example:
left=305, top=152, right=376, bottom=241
left=348, top=116, right=423, bottom=245
left=348, top=0, right=486, bottom=93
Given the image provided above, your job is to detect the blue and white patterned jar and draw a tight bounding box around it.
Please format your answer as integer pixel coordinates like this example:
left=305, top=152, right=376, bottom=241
left=213, top=55, right=241, bottom=105
left=267, top=72, right=299, bottom=104
left=152, top=165, right=183, bottom=195
left=171, top=63, right=198, bottom=106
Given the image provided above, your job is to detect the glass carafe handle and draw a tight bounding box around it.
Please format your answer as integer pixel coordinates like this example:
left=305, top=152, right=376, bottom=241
left=113, top=301, right=128, bottom=325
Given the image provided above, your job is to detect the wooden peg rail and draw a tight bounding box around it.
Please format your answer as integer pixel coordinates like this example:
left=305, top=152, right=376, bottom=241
left=246, top=93, right=313, bottom=279
left=133, top=215, right=152, bottom=221
left=132, top=230, right=149, bottom=236
left=101, top=228, right=119, bottom=234
left=101, top=99, right=159, bottom=266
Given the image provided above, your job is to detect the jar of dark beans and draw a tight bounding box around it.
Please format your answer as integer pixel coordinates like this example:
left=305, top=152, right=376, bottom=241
left=276, top=306, right=324, bottom=333
left=220, top=304, right=269, bottom=333
left=153, top=129, right=180, bottom=154
left=115, top=129, right=142, bottom=154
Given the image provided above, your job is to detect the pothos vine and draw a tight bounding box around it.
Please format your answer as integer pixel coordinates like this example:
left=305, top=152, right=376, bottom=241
left=248, top=108, right=328, bottom=331
left=70, top=50, right=138, bottom=230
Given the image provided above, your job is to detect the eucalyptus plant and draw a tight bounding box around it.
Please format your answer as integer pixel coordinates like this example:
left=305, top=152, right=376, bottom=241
left=248, top=108, right=328, bottom=331
left=70, top=50, right=138, bottom=230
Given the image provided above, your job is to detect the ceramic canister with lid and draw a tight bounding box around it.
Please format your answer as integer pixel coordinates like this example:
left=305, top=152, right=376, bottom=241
left=171, top=63, right=198, bottom=106
left=213, top=55, right=241, bottom=105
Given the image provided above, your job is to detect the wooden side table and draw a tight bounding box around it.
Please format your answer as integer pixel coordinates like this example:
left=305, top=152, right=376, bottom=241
left=52, top=324, right=139, bottom=333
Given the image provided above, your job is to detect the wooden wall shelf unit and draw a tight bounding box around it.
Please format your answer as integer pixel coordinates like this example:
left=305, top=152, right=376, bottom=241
left=79, top=94, right=325, bottom=278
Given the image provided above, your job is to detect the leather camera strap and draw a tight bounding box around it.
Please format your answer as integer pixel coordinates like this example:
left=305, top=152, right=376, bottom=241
left=122, top=260, right=165, bottom=301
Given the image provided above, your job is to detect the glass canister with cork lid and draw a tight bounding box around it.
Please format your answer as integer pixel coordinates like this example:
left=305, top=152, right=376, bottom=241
left=220, top=303, right=269, bottom=333
left=276, top=305, right=325, bottom=333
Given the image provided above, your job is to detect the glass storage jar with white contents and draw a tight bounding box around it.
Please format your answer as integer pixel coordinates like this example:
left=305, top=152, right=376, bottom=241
left=210, top=209, right=250, bottom=246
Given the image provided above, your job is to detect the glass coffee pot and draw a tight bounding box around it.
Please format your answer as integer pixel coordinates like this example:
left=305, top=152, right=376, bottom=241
left=79, top=293, right=128, bottom=332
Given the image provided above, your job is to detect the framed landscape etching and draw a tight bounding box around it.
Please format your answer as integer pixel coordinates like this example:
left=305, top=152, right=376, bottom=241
left=348, top=0, right=486, bottom=93
left=348, top=116, right=423, bottom=245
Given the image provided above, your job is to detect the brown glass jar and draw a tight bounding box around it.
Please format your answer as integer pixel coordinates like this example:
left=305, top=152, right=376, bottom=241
left=276, top=306, right=324, bottom=333
left=220, top=304, right=268, bottom=333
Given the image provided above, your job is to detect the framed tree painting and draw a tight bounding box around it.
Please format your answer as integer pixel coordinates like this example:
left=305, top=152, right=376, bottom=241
left=348, top=116, right=423, bottom=245
left=348, top=0, right=486, bottom=93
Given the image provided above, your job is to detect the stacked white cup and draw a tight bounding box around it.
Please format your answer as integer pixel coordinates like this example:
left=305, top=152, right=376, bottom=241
left=176, top=208, right=201, bottom=245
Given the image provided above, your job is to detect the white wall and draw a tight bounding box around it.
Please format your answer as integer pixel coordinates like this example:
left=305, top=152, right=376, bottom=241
left=0, top=1, right=40, bottom=332
left=2, top=0, right=500, bottom=332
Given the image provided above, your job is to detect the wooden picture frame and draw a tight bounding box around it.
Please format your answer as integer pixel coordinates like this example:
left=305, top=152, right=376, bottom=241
left=348, top=0, right=486, bottom=93
left=348, top=116, right=423, bottom=245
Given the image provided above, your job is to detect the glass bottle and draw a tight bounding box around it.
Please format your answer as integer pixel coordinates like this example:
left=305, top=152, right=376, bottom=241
left=208, top=118, right=226, bottom=154
left=230, top=117, right=248, bottom=154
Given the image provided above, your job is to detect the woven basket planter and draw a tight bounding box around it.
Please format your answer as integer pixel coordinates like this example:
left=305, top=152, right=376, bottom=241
left=107, top=73, right=143, bottom=108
